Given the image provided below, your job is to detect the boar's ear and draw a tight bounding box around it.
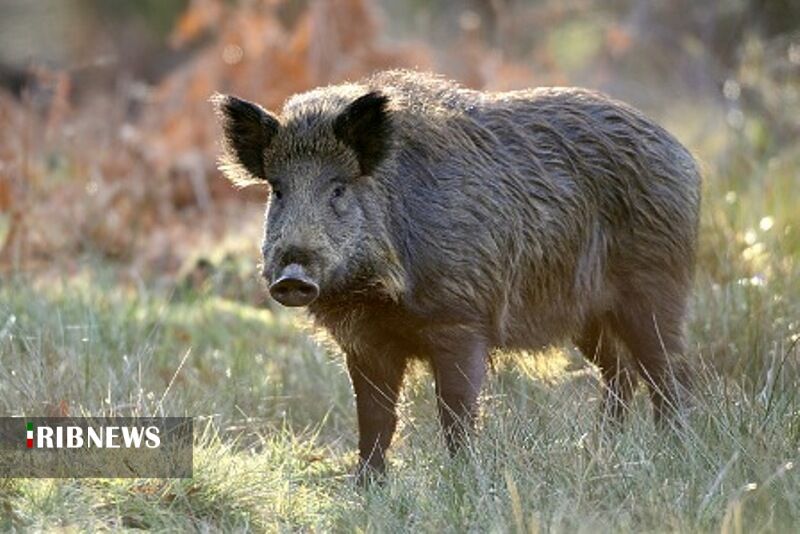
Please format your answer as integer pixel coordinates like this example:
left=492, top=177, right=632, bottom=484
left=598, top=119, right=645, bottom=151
left=211, top=93, right=279, bottom=186
left=333, top=91, right=392, bottom=176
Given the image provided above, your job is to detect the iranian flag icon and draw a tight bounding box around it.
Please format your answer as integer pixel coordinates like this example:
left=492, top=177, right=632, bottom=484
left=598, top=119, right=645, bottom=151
left=26, top=422, right=33, bottom=448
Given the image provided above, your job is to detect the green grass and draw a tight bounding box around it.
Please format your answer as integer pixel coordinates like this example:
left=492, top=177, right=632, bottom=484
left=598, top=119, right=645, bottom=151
left=1, top=110, right=800, bottom=531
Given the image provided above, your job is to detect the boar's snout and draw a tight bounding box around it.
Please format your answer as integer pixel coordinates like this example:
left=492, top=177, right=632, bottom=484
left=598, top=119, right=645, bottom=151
left=269, top=263, right=320, bottom=307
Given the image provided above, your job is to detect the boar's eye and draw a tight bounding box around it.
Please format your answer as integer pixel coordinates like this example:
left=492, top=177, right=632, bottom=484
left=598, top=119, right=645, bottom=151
left=332, top=185, right=345, bottom=199
left=272, top=188, right=283, bottom=200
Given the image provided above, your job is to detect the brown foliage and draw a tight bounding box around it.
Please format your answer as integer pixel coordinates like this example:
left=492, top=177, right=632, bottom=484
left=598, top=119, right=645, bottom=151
left=0, top=0, right=433, bottom=275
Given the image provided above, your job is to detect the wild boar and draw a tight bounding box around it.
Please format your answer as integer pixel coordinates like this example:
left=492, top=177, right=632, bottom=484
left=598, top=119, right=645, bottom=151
left=212, top=69, right=701, bottom=481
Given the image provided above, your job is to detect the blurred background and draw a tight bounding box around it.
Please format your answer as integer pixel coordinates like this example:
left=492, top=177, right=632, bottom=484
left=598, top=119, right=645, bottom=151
left=0, top=0, right=798, bottom=279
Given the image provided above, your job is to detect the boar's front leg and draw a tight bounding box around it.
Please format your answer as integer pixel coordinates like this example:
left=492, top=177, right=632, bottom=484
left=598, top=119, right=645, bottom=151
left=430, top=334, right=488, bottom=454
left=347, top=352, right=407, bottom=483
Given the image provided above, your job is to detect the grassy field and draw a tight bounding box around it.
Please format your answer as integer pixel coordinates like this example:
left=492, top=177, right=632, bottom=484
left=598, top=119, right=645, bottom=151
left=1, top=108, right=800, bottom=532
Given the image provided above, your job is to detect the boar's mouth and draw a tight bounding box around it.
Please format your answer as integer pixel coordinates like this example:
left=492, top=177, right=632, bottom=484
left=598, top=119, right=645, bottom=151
left=269, top=263, right=320, bottom=307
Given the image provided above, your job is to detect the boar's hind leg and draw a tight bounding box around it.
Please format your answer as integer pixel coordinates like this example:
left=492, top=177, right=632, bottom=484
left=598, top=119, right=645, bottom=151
left=611, top=293, right=690, bottom=427
left=347, top=353, right=408, bottom=482
left=576, top=318, right=635, bottom=422
left=430, top=334, right=488, bottom=454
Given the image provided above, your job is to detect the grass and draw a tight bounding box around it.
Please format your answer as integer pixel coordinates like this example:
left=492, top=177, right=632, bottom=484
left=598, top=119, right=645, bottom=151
left=1, top=107, right=800, bottom=531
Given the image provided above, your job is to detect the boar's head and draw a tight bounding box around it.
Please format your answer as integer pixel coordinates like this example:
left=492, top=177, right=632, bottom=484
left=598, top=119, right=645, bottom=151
left=213, top=90, right=397, bottom=308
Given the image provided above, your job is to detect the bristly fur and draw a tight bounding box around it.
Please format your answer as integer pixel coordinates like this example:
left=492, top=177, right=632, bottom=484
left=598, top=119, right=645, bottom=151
left=213, top=69, right=702, bottom=478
